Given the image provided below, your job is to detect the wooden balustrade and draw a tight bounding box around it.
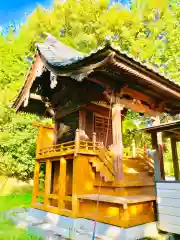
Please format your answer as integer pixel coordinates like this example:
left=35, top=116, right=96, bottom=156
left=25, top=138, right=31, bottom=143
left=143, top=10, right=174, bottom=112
left=37, top=140, right=150, bottom=161
left=37, top=138, right=100, bottom=160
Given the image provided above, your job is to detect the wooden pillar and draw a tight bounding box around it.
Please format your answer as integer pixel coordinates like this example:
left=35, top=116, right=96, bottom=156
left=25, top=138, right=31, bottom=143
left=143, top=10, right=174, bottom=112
left=58, top=157, right=67, bottom=209
left=112, top=103, right=124, bottom=181
left=32, top=160, right=40, bottom=205
left=79, top=110, right=86, bottom=140
left=153, top=116, right=165, bottom=179
left=44, top=159, right=52, bottom=207
left=171, top=137, right=180, bottom=180
left=151, top=132, right=161, bottom=181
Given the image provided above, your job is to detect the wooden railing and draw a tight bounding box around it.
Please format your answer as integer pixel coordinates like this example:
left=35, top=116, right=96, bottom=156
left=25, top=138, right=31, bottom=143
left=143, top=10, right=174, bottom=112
left=37, top=129, right=104, bottom=159
left=37, top=133, right=152, bottom=163
left=97, top=147, right=114, bottom=175
left=37, top=140, right=101, bottom=159
left=37, top=141, right=75, bottom=159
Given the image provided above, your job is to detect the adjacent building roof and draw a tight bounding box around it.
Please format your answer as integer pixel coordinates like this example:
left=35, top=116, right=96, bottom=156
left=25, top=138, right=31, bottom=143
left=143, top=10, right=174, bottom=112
left=140, top=120, right=180, bottom=133
left=140, top=120, right=180, bottom=141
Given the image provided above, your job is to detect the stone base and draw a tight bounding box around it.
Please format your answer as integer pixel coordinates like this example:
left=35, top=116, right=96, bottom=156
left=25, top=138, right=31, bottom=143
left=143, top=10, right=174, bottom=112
left=8, top=208, right=159, bottom=240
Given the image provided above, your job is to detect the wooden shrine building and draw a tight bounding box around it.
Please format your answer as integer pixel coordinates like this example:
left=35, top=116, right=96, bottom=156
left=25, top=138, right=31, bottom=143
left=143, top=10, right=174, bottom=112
left=12, top=34, right=180, bottom=239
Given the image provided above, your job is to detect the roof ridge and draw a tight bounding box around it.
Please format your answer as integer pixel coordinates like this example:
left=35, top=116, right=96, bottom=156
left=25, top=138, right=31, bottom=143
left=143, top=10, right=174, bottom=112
left=37, top=36, right=180, bottom=87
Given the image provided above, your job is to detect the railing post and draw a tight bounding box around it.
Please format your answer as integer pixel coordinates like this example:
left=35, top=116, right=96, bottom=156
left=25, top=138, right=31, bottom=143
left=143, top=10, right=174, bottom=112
left=75, top=129, right=80, bottom=156
left=92, top=132, right=96, bottom=151
left=132, top=139, right=136, bottom=158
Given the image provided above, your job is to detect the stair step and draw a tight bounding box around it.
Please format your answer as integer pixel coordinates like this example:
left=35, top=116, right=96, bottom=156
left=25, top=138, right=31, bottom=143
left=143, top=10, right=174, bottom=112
left=89, top=158, right=114, bottom=182
left=90, top=147, right=154, bottom=183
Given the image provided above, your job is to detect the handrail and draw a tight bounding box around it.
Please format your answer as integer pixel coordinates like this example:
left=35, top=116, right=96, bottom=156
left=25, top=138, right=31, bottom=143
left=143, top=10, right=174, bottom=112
left=37, top=140, right=103, bottom=157
left=39, top=141, right=75, bottom=151
left=97, top=148, right=114, bottom=175
left=38, top=141, right=152, bottom=158
left=37, top=135, right=153, bottom=175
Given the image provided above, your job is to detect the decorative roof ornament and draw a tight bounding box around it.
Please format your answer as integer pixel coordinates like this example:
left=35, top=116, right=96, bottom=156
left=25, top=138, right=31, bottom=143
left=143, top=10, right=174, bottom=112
left=71, top=70, right=93, bottom=82
left=50, top=72, right=58, bottom=89
left=36, top=65, right=44, bottom=77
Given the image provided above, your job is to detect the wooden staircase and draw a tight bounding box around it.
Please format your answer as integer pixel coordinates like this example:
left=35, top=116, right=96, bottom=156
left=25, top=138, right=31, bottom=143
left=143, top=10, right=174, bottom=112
left=88, top=146, right=154, bottom=183
left=89, top=147, right=114, bottom=182
left=123, top=157, right=154, bottom=175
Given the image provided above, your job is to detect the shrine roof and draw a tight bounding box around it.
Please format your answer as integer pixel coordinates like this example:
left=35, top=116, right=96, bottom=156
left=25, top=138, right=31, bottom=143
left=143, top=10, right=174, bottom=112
left=11, top=34, right=180, bottom=116
left=36, top=35, right=180, bottom=90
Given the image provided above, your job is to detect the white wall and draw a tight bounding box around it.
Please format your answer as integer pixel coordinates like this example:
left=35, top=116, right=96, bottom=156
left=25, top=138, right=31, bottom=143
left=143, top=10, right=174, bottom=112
left=157, top=182, right=180, bottom=235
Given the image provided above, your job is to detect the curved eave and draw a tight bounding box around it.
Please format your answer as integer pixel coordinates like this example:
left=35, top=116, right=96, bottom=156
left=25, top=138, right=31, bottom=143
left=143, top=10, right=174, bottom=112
left=38, top=47, right=180, bottom=104
left=37, top=43, right=180, bottom=92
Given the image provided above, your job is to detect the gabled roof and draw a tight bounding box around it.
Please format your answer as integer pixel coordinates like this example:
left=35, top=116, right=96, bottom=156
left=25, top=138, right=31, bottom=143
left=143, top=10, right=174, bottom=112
left=11, top=34, right=180, bottom=116
left=36, top=34, right=180, bottom=90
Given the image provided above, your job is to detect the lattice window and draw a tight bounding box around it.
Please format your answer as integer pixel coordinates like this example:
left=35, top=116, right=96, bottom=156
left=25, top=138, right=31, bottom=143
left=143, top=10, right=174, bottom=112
left=94, top=114, right=112, bottom=146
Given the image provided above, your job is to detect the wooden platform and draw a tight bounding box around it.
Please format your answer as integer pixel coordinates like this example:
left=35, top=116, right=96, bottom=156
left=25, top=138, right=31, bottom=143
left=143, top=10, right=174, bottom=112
left=78, top=194, right=155, bottom=209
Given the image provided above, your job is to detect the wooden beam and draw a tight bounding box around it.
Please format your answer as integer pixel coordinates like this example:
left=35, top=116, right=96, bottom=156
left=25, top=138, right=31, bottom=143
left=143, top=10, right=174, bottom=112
left=32, top=160, right=40, bottom=205
left=30, top=93, right=55, bottom=117
left=151, top=132, right=161, bottom=181
left=120, top=87, right=154, bottom=107
left=30, top=93, right=43, bottom=101
left=58, top=157, right=67, bottom=209
left=44, top=159, right=52, bottom=207
left=14, top=54, right=43, bottom=110
left=103, top=91, right=161, bottom=117
left=171, top=138, right=180, bottom=180
left=55, top=105, right=84, bottom=120
left=110, top=57, right=180, bottom=100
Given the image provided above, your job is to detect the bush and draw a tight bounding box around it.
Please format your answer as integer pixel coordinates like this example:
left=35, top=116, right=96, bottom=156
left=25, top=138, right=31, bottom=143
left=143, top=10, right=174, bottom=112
left=0, top=106, right=51, bottom=181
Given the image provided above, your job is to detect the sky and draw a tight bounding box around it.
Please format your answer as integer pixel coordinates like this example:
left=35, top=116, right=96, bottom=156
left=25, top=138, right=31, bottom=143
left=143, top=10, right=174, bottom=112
left=0, top=0, right=52, bottom=27
left=0, top=0, right=130, bottom=30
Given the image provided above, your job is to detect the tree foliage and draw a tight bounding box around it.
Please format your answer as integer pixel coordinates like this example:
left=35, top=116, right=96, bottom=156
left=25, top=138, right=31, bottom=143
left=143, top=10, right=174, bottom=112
left=0, top=0, right=180, bottom=179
